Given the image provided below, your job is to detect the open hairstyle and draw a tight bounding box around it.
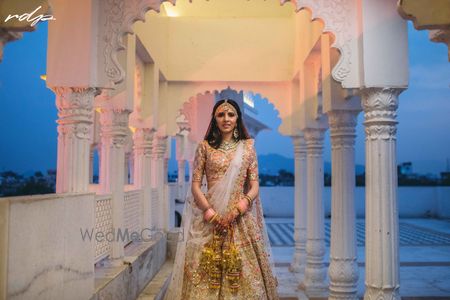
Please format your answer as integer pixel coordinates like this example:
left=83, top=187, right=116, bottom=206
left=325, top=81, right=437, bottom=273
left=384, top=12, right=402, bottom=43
left=204, top=99, right=251, bottom=148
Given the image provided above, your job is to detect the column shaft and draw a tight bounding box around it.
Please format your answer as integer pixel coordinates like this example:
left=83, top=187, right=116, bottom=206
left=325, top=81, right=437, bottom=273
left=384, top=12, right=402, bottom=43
left=290, top=135, right=307, bottom=278
left=362, top=88, right=401, bottom=300
left=153, top=136, right=169, bottom=230
left=303, top=128, right=328, bottom=298
left=54, top=87, right=96, bottom=193
left=133, top=128, right=154, bottom=235
left=328, top=111, right=359, bottom=300
left=177, top=160, right=186, bottom=200
left=99, top=108, right=129, bottom=262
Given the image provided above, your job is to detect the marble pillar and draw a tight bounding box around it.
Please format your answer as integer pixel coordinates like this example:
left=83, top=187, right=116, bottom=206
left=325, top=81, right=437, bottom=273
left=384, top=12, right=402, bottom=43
left=328, top=110, right=359, bottom=299
left=54, top=87, right=97, bottom=193
left=153, top=135, right=169, bottom=230
left=133, top=128, right=154, bottom=236
left=303, top=128, right=328, bottom=298
left=290, top=135, right=307, bottom=280
left=177, top=159, right=186, bottom=200
left=362, top=88, right=401, bottom=300
left=99, top=108, right=130, bottom=264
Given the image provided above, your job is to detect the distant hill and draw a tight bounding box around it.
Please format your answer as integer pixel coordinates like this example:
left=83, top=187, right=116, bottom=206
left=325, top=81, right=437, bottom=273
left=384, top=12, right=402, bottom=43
left=258, top=154, right=365, bottom=175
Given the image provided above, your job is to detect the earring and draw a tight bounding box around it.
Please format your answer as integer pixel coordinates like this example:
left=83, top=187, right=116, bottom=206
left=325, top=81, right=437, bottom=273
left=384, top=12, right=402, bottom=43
left=233, top=127, right=239, bottom=139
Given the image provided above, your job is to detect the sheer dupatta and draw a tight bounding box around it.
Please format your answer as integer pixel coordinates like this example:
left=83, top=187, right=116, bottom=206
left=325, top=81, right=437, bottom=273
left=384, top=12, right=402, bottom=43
left=164, top=140, right=277, bottom=299
left=164, top=141, right=245, bottom=300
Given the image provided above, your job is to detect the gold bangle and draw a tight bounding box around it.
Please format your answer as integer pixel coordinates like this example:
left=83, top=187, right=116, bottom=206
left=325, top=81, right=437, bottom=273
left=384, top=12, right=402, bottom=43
left=243, top=194, right=252, bottom=206
left=209, top=213, right=219, bottom=223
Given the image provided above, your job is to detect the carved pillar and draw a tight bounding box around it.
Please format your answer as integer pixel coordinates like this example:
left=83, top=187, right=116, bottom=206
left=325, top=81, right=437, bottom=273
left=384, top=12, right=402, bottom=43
left=176, top=133, right=187, bottom=201
left=153, top=135, right=169, bottom=230
left=133, top=128, right=154, bottom=236
left=54, top=87, right=97, bottom=193
left=177, top=160, right=186, bottom=198
left=303, top=128, right=328, bottom=298
left=362, top=88, right=401, bottom=300
left=290, top=135, right=307, bottom=279
left=328, top=111, right=359, bottom=300
left=98, top=108, right=130, bottom=263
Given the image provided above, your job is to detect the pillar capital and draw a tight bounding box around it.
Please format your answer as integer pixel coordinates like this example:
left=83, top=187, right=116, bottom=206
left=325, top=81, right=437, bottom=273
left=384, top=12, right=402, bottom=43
left=154, top=135, right=168, bottom=158
left=54, top=87, right=98, bottom=140
left=133, top=127, right=155, bottom=157
left=303, top=128, right=326, bottom=156
left=53, top=87, right=97, bottom=193
left=98, top=108, right=130, bottom=148
left=328, top=110, right=359, bottom=150
left=292, top=135, right=307, bottom=155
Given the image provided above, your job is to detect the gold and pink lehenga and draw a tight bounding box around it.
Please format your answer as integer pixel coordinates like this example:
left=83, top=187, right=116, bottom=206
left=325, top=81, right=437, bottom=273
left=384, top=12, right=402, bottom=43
left=165, top=139, right=279, bottom=300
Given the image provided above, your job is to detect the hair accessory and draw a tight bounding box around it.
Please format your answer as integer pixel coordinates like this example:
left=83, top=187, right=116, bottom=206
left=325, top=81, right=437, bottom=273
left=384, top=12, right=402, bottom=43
left=215, top=100, right=238, bottom=117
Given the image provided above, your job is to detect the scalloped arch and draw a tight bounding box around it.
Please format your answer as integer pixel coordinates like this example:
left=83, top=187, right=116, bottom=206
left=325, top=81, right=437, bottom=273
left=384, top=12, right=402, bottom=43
left=177, top=88, right=283, bottom=143
left=100, top=0, right=357, bottom=89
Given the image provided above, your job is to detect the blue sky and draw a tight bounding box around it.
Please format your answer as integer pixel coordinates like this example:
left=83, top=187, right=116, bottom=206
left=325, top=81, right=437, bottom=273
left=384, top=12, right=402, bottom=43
left=0, top=22, right=449, bottom=176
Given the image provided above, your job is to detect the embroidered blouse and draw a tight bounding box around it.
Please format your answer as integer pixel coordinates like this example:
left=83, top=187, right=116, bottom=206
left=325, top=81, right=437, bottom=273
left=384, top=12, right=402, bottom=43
left=192, top=139, right=259, bottom=186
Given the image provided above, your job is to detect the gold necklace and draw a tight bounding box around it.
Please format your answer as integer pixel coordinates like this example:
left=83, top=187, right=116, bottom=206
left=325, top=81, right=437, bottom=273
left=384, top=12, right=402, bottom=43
left=218, top=139, right=238, bottom=151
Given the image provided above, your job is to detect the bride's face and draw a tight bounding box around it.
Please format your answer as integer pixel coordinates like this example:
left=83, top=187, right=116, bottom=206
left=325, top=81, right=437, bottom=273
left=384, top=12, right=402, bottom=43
left=214, top=107, right=238, bottom=135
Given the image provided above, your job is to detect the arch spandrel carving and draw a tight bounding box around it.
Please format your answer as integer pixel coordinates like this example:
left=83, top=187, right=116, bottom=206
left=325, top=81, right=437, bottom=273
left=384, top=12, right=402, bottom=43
left=287, top=0, right=360, bottom=88
left=98, top=0, right=174, bottom=88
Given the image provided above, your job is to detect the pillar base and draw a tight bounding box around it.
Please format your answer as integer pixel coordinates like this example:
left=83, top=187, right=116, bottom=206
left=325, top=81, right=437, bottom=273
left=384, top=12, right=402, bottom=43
left=364, top=286, right=401, bottom=300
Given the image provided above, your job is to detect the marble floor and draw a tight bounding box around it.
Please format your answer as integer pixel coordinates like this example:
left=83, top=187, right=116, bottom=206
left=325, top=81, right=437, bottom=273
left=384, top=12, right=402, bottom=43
left=270, top=218, right=450, bottom=299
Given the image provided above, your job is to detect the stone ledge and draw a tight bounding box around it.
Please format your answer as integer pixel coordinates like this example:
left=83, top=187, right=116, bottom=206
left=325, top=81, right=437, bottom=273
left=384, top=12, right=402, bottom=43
left=137, top=261, right=173, bottom=300
left=91, top=235, right=167, bottom=300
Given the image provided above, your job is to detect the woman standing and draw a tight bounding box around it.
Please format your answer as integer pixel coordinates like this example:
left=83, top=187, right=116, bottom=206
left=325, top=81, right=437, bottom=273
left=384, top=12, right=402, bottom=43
left=165, top=99, right=279, bottom=300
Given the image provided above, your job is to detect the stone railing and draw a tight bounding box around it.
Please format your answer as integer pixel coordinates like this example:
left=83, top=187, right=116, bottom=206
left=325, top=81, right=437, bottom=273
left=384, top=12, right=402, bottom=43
left=94, top=194, right=113, bottom=264
left=124, top=189, right=143, bottom=245
left=0, top=193, right=95, bottom=299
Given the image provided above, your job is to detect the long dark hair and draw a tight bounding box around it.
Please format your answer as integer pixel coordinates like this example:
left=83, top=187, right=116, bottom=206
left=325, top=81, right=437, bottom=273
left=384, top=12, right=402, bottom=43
left=204, top=99, right=251, bottom=149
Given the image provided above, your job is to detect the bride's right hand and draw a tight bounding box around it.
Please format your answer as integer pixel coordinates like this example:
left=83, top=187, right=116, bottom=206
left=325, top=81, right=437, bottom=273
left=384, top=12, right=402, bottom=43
left=203, top=207, right=216, bottom=222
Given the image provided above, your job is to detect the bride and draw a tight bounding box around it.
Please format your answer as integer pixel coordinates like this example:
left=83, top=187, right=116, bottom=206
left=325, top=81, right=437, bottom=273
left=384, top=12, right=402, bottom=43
left=165, top=99, right=279, bottom=299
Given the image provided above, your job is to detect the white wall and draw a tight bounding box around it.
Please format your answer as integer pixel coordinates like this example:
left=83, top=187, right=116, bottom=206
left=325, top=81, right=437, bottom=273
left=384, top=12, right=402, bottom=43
left=260, top=186, right=450, bottom=219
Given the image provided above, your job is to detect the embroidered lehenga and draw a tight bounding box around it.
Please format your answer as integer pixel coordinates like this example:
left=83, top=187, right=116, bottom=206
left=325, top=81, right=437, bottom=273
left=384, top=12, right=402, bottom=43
left=165, top=139, right=279, bottom=300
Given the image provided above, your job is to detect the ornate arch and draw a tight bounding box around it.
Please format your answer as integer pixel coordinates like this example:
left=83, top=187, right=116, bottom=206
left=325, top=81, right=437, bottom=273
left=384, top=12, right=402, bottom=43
left=288, top=0, right=359, bottom=88
left=99, top=0, right=359, bottom=88
left=98, top=0, right=174, bottom=88
left=177, top=88, right=283, bottom=143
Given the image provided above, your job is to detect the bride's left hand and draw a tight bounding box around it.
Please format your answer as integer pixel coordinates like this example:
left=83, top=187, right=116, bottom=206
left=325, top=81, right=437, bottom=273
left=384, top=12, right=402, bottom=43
left=223, top=209, right=239, bottom=226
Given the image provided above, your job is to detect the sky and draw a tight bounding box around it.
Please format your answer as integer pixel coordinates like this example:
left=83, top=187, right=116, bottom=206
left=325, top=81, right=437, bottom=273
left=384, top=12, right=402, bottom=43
left=0, top=21, right=449, bottom=176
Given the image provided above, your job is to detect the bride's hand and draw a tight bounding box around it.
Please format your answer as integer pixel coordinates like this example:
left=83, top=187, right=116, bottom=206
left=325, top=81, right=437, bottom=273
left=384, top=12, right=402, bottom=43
left=203, top=207, right=216, bottom=223
left=236, top=198, right=249, bottom=212
left=214, top=216, right=229, bottom=234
